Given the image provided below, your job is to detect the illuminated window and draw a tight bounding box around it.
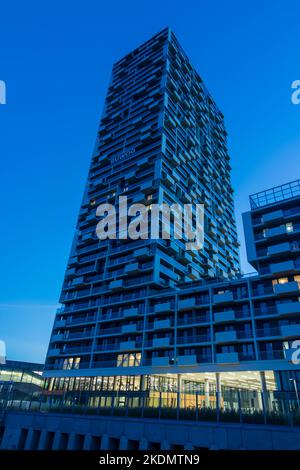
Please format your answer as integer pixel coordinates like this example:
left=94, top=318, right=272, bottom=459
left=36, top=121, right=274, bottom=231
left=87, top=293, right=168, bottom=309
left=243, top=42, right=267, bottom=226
left=294, top=275, right=300, bottom=286
left=117, top=353, right=141, bottom=367
left=272, top=277, right=288, bottom=286
left=62, top=357, right=80, bottom=370
left=286, top=222, right=294, bottom=233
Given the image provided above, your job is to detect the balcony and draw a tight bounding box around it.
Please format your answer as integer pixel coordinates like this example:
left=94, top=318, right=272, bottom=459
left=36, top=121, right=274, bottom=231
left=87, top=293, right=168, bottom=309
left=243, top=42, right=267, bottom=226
left=72, top=276, right=85, bottom=287
left=109, top=279, right=124, bottom=291
left=280, top=324, right=300, bottom=339
left=259, top=350, right=284, bottom=360
left=274, top=281, right=300, bottom=295
left=177, top=315, right=210, bottom=326
left=134, top=247, right=151, bottom=259
left=152, top=357, right=170, bottom=367
left=216, top=352, right=239, bottom=364
left=178, top=298, right=197, bottom=310
left=119, top=341, right=137, bottom=351
left=51, top=334, right=64, bottom=342
left=177, top=355, right=197, bottom=365
left=124, top=263, right=140, bottom=274
left=153, top=319, right=171, bottom=329
left=177, top=335, right=210, bottom=345
left=256, top=327, right=280, bottom=338
left=123, top=307, right=139, bottom=318
left=66, top=267, right=76, bottom=277
left=66, top=315, right=96, bottom=326
left=152, top=337, right=170, bottom=348
left=262, top=209, right=284, bottom=224
left=98, top=326, right=122, bottom=336
left=215, top=330, right=237, bottom=343
left=121, top=324, right=137, bottom=333
left=81, top=232, right=95, bottom=243
left=277, top=301, right=300, bottom=316
left=268, top=242, right=290, bottom=256
left=66, top=330, right=95, bottom=340
left=47, top=348, right=60, bottom=357
left=213, top=291, right=234, bottom=304
left=62, top=346, right=91, bottom=354
left=270, top=260, right=295, bottom=275
left=266, top=225, right=286, bottom=238
left=214, top=310, right=235, bottom=323
left=154, top=302, right=172, bottom=313
left=54, top=319, right=66, bottom=328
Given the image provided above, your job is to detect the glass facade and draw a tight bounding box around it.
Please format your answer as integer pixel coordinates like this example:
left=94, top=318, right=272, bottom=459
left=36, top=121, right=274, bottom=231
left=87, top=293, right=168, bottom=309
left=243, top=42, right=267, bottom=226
left=0, top=361, right=44, bottom=407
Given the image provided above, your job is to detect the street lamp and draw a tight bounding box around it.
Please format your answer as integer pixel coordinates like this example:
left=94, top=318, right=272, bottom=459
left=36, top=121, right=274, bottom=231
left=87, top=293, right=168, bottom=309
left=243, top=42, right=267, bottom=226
left=289, top=378, right=300, bottom=409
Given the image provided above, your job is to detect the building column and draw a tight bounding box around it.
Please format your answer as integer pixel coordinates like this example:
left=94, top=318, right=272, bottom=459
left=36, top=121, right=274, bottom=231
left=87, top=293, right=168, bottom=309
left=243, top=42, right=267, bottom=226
left=24, top=429, right=35, bottom=450
left=119, top=435, right=128, bottom=450
left=52, top=431, right=62, bottom=450
left=216, top=373, right=222, bottom=415
left=204, top=379, right=210, bottom=407
left=184, top=442, right=194, bottom=450
left=260, top=371, right=271, bottom=412
left=140, top=375, right=146, bottom=408
left=216, top=373, right=221, bottom=397
left=177, top=374, right=182, bottom=408
left=83, top=434, right=93, bottom=450
left=37, top=429, right=49, bottom=450
left=139, top=437, right=148, bottom=450
left=67, top=432, right=77, bottom=450
left=100, top=434, right=109, bottom=450
left=161, top=440, right=170, bottom=450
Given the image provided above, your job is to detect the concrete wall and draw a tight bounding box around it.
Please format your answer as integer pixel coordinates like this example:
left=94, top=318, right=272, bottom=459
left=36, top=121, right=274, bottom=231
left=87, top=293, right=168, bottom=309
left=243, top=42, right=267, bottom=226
left=1, top=411, right=300, bottom=450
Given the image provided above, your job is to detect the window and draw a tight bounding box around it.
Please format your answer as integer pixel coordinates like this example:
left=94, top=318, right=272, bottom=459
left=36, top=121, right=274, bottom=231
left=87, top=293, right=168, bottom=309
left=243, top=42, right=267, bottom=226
left=117, top=353, right=141, bottom=367
left=62, top=357, right=80, bottom=370
left=272, top=277, right=288, bottom=286
left=286, top=222, right=294, bottom=233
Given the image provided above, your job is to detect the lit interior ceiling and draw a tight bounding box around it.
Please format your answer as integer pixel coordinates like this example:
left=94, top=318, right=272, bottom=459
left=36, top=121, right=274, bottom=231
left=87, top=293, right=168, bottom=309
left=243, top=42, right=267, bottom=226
left=164, top=371, right=276, bottom=390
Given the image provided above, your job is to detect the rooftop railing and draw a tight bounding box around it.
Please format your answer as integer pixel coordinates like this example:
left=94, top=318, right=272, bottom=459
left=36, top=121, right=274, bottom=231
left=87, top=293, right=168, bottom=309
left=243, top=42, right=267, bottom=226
left=250, top=179, right=300, bottom=210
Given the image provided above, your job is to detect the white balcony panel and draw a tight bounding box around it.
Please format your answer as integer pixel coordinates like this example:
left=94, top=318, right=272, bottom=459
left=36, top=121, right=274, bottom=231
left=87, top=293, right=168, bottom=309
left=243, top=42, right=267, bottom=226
left=152, top=337, right=170, bottom=347
left=274, top=281, right=300, bottom=295
left=152, top=357, right=170, bottom=366
left=214, top=310, right=235, bottom=323
left=277, top=302, right=300, bottom=316
left=213, top=292, right=234, bottom=304
left=270, top=260, right=295, bottom=275
left=177, top=355, right=197, bottom=365
left=215, top=330, right=237, bottom=343
left=216, top=352, right=239, bottom=364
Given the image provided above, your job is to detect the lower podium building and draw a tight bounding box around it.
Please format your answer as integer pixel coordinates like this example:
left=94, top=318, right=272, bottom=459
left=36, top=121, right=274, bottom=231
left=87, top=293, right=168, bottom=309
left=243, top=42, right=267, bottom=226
left=42, top=179, right=300, bottom=412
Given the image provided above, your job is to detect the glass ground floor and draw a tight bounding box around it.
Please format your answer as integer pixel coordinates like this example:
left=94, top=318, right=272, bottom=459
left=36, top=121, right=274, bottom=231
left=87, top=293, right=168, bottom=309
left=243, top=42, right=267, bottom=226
left=2, top=370, right=300, bottom=426
left=42, top=370, right=288, bottom=413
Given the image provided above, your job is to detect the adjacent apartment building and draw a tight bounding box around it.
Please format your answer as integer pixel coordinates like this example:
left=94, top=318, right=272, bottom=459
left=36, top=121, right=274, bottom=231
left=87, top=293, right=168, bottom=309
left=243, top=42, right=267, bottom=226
left=43, top=28, right=300, bottom=410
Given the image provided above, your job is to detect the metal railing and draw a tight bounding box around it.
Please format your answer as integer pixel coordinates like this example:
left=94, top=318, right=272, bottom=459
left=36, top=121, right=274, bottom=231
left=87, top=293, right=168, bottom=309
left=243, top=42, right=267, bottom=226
left=250, top=179, right=300, bottom=209
left=2, top=388, right=300, bottom=428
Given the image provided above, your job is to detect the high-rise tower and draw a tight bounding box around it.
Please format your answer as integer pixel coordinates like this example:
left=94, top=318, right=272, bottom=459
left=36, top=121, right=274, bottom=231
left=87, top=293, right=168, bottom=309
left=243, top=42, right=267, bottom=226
left=44, top=28, right=240, bottom=382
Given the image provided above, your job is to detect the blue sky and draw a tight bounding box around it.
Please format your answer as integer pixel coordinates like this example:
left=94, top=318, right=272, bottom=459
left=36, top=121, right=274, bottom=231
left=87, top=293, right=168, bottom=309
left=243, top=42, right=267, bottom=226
left=0, top=0, right=300, bottom=363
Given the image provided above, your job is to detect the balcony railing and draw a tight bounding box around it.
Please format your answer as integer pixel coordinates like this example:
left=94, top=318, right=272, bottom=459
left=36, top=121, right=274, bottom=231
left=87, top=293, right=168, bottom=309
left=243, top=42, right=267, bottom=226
left=259, top=350, right=285, bottom=360
left=177, top=335, right=211, bottom=344
left=66, top=315, right=97, bottom=325
left=62, top=346, right=92, bottom=354
left=177, top=315, right=210, bottom=326
left=256, top=327, right=281, bottom=338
